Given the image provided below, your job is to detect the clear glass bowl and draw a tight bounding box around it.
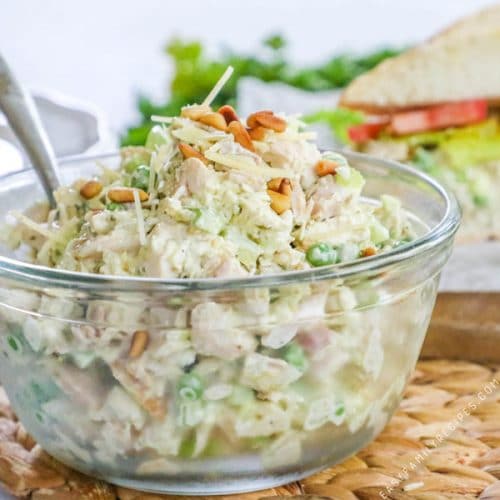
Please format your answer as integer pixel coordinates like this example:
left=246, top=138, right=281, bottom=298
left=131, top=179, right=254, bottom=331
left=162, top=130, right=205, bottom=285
left=0, top=152, right=460, bottom=495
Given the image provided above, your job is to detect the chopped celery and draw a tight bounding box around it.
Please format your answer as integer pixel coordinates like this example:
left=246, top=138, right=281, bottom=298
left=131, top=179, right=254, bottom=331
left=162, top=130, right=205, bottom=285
left=179, top=432, right=197, bottom=458
left=282, top=343, right=308, bottom=372
left=123, top=151, right=151, bottom=173
left=131, top=165, right=151, bottom=191
left=192, top=208, right=224, bottom=235
left=380, top=194, right=401, bottom=213
left=338, top=242, right=360, bottom=262
left=145, top=124, right=171, bottom=150
left=370, top=220, right=390, bottom=244
left=335, top=167, right=365, bottom=191
left=228, top=386, right=255, bottom=407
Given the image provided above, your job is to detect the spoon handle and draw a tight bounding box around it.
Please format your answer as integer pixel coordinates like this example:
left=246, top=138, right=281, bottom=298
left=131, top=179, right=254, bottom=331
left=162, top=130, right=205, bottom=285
left=0, top=54, right=61, bottom=206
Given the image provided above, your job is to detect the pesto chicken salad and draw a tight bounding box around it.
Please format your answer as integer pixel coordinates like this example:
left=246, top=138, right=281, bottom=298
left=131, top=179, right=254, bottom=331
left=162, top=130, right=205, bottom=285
left=0, top=68, right=429, bottom=482
left=5, top=67, right=414, bottom=278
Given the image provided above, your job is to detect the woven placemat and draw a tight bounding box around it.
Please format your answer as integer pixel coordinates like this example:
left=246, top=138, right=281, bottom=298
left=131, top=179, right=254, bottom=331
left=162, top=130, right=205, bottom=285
left=0, top=359, right=499, bottom=500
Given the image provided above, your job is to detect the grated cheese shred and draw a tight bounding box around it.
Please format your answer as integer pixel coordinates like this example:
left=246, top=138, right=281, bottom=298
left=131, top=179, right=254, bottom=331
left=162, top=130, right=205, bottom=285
left=11, top=211, right=52, bottom=238
left=133, top=190, right=146, bottom=246
left=202, top=66, right=234, bottom=107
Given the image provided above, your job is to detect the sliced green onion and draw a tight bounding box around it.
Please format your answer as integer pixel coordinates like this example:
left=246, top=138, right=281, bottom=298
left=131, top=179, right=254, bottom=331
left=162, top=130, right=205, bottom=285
left=177, top=400, right=204, bottom=427
left=178, top=373, right=203, bottom=401
left=306, top=242, right=338, bottom=267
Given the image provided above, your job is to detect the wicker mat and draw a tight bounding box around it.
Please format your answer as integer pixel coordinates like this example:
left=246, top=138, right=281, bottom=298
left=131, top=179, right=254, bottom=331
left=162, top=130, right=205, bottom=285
left=0, top=359, right=499, bottom=500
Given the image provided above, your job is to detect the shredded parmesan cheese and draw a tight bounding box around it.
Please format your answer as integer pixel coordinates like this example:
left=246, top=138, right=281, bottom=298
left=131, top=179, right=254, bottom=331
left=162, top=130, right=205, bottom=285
left=133, top=190, right=146, bottom=246
left=151, top=115, right=174, bottom=124
left=204, top=150, right=289, bottom=179
left=202, top=66, right=234, bottom=107
left=11, top=211, right=52, bottom=238
left=148, top=161, right=156, bottom=195
left=58, top=203, right=67, bottom=225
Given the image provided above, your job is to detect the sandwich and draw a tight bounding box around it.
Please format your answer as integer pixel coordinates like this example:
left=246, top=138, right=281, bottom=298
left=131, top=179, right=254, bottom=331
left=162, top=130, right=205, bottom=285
left=339, top=5, right=500, bottom=242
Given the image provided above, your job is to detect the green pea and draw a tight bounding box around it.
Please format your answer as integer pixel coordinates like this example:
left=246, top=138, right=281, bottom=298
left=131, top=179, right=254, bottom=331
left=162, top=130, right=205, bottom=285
left=283, top=343, right=308, bottom=372
left=131, top=165, right=150, bottom=191
left=106, top=202, right=126, bottom=211
left=178, top=373, right=203, bottom=401
left=306, top=242, right=338, bottom=267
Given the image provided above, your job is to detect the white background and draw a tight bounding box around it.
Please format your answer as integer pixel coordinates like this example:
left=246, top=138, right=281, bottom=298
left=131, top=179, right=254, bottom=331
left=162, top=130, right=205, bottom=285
left=1, top=0, right=497, bottom=134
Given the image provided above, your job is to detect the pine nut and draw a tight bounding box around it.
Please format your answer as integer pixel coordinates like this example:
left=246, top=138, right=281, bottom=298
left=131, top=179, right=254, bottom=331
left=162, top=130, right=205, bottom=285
left=248, top=126, right=268, bottom=141
left=228, top=121, right=254, bottom=151
left=268, top=189, right=291, bottom=215
left=247, top=111, right=287, bottom=133
left=108, top=188, right=148, bottom=203
left=198, top=112, right=227, bottom=131
left=217, top=104, right=239, bottom=124
left=80, top=180, right=103, bottom=199
left=129, top=330, right=149, bottom=358
left=315, top=159, right=338, bottom=177
left=178, top=143, right=208, bottom=164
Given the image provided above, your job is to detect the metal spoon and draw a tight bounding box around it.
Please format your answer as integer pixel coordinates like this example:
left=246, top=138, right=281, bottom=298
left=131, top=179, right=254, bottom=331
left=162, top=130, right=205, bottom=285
left=0, top=53, right=61, bottom=206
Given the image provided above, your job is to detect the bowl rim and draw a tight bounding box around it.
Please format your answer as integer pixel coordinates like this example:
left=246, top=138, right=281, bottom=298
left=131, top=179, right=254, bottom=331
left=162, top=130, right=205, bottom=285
left=0, top=150, right=461, bottom=292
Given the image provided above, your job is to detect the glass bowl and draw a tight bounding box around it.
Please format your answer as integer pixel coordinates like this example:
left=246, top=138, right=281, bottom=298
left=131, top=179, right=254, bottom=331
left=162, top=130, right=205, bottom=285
left=0, top=151, right=460, bottom=495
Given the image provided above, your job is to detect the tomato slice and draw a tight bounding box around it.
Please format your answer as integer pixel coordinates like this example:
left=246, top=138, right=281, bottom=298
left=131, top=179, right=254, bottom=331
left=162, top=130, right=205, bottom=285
left=390, top=100, right=488, bottom=135
left=347, top=121, right=389, bottom=143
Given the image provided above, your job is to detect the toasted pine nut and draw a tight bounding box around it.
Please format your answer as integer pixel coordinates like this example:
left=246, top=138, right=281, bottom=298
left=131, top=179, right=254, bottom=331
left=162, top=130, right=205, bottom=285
left=178, top=143, right=208, bottom=164
left=247, top=111, right=286, bottom=133
left=248, top=126, right=268, bottom=141
left=228, top=121, right=254, bottom=151
left=181, top=104, right=211, bottom=120
left=80, top=180, right=103, bottom=199
left=217, top=104, right=239, bottom=124
left=267, top=177, right=292, bottom=195
left=267, top=189, right=291, bottom=215
left=108, top=188, right=148, bottom=203
left=246, top=110, right=273, bottom=129
left=361, top=247, right=377, bottom=257
left=267, top=178, right=283, bottom=191
left=198, top=112, right=227, bottom=131
left=129, top=330, right=149, bottom=358
left=278, top=178, right=292, bottom=196
left=315, top=159, right=338, bottom=177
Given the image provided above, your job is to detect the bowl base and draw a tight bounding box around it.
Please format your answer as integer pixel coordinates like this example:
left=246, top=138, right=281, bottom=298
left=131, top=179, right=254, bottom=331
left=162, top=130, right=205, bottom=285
left=104, top=466, right=325, bottom=496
